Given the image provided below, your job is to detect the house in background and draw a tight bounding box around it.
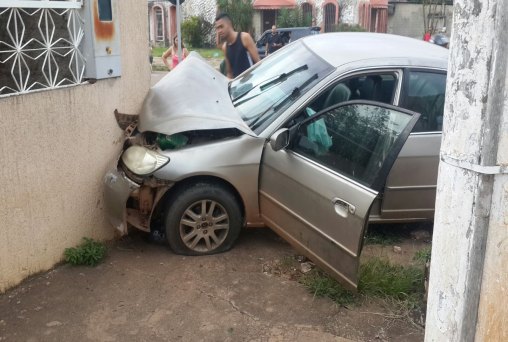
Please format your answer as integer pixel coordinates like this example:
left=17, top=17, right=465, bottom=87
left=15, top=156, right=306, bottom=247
left=148, top=0, right=390, bottom=46
left=358, top=0, right=389, bottom=33
left=386, top=0, right=453, bottom=39
left=148, top=0, right=216, bottom=46
left=251, top=0, right=349, bottom=35
left=148, top=0, right=174, bottom=46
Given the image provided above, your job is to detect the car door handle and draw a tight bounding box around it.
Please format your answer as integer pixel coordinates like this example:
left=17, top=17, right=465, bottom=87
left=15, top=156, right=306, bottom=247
left=332, top=197, right=356, bottom=217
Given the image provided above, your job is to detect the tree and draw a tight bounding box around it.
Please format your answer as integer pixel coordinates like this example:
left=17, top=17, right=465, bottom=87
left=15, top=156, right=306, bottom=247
left=333, top=23, right=366, bottom=32
left=422, top=0, right=447, bottom=34
left=181, top=16, right=213, bottom=48
left=216, top=0, right=253, bottom=33
left=277, top=8, right=312, bottom=28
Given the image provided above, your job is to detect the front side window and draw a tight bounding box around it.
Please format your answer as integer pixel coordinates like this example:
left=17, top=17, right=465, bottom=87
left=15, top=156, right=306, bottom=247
left=400, top=70, right=446, bottom=132
left=307, top=72, right=399, bottom=114
left=229, top=41, right=334, bottom=134
left=291, top=103, right=414, bottom=188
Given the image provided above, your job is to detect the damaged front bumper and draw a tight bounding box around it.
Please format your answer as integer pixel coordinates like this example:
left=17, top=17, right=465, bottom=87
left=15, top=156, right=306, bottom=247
left=104, top=169, right=140, bottom=236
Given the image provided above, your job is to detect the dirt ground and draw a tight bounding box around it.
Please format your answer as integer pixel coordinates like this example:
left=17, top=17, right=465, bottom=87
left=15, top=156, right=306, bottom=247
left=0, top=227, right=428, bottom=342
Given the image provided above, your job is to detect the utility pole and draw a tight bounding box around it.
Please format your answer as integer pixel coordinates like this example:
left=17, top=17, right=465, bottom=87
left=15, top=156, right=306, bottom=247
left=168, top=0, right=185, bottom=62
left=176, top=0, right=182, bottom=62
left=425, top=0, right=508, bottom=341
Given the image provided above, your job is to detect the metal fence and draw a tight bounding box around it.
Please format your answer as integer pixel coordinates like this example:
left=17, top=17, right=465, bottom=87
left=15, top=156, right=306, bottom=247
left=0, top=0, right=85, bottom=97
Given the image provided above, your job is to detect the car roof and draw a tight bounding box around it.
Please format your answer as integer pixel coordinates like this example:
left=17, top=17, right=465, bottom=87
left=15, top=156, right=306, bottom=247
left=302, top=32, right=448, bottom=70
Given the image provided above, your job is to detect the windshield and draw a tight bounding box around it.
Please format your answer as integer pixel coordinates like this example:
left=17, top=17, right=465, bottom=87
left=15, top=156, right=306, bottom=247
left=229, top=41, right=333, bottom=134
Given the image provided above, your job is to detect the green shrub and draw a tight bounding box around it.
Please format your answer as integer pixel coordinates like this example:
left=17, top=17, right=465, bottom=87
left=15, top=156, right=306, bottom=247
left=181, top=16, right=213, bottom=48
left=277, top=8, right=312, bottom=28
left=333, top=23, right=367, bottom=32
left=64, top=238, right=106, bottom=266
left=216, top=0, right=254, bottom=33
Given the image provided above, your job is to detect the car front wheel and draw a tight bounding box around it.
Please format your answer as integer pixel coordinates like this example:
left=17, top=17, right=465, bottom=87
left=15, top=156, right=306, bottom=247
left=165, top=183, right=242, bottom=255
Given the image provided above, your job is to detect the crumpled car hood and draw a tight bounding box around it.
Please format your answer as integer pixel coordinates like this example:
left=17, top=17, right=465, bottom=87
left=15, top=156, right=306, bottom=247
left=139, top=52, right=255, bottom=136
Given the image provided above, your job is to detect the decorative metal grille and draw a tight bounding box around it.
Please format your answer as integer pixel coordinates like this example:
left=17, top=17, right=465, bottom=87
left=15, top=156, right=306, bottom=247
left=0, top=0, right=85, bottom=97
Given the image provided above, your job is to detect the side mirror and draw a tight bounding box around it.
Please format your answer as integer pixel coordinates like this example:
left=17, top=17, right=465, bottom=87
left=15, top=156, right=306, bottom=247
left=269, top=128, right=290, bottom=151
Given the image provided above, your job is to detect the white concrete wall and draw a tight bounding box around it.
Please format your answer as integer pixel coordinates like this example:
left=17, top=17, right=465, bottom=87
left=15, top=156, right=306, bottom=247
left=387, top=3, right=453, bottom=39
left=0, top=0, right=151, bottom=292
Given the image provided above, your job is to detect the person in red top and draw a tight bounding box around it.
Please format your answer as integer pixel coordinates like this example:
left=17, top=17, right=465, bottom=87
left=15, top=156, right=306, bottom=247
left=162, top=36, right=189, bottom=70
left=423, top=30, right=431, bottom=42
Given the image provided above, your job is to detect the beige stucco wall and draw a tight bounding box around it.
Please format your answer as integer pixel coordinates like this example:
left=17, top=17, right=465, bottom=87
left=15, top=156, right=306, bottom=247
left=0, top=0, right=151, bottom=292
left=387, top=3, right=453, bottom=39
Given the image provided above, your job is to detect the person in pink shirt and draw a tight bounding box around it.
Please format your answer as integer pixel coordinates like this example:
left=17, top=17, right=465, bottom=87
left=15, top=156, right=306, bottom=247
left=423, top=30, right=431, bottom=42
left=162, top=36, right=189, bottom=70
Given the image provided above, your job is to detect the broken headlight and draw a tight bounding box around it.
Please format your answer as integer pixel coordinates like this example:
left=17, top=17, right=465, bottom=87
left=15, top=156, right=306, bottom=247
left=121, top=146, right=169, bottom=176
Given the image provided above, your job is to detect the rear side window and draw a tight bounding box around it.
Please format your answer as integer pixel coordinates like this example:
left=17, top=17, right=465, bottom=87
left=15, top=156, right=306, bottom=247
left=401, top=71, right=446, bottom=132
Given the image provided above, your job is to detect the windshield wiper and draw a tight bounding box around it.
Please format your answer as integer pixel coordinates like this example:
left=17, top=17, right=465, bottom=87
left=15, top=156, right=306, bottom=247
left=249, top=73, right=318, bottom=131
left=231, top=64, right=308, bottom=104
left=259, top=64, right=308, bottom=91
left=273, top=73, right=318, bottom=112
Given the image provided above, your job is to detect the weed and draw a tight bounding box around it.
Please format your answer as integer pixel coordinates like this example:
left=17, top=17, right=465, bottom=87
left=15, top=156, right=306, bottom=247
left=151, top=47, right=223, bottom=59
left=365, top=225, right=403, bottom=245
left=299, top=270, right=356, bottom=305
left=278, top=255, right=298, bottom=273
left=413, top=247, right=432, bottom=264
left=359, top=258, right=424, bottom=300
left=64, top=238, right=106, bottom=267
left=298, top=258, right=425, bottom=312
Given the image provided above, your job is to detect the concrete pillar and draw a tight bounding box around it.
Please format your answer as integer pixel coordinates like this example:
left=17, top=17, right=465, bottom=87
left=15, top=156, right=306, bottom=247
left=425, top=1, right=508, bottom=341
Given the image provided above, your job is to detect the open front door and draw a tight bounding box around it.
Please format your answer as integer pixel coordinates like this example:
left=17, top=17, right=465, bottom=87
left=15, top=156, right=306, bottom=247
left=259, top=101, right=420, bottom=290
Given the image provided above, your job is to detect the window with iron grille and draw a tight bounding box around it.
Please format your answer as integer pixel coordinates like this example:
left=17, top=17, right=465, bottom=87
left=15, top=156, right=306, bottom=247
left=0, top=0, right=85, bottom=97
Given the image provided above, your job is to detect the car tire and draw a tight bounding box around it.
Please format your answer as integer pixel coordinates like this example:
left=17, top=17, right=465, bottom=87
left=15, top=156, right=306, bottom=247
left=165, top=182, right=242, bottom=256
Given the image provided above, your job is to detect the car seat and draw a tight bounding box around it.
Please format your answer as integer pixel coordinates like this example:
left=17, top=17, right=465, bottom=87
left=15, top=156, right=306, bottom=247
left=323, top=83, right=351, bottom=109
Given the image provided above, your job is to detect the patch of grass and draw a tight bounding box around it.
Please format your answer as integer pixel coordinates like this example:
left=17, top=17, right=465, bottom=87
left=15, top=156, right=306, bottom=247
left=152, top=46, right=166, bottom=58
left=365, top=225, right=403, bottom=246
left=359, top=258, right=424, bottom=299
left=151, top=47, right=223, bottom=59
left=413, top=247, right=432, bottom=264
left=299, top=269, right=356, bottom=305
left=298, top=258, right=425, bottom=310
left=64, top=238, right=106, bottom=267
left=278, top=255, right=298, bottom=273
left=151, top=64, right=169, bottom=72
left=192, top=48, right=223, bottom=59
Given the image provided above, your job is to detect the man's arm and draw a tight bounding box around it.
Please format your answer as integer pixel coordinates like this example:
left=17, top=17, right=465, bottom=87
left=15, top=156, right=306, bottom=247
left=265, top=42, right=269, bottom=57
left=241, top=32, right=260, bottom=63
left=222, top=42, right=233, bottom=79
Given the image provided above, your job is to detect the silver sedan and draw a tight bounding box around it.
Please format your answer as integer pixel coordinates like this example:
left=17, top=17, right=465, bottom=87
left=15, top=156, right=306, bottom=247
left=104, top=33, right=447, bottom=289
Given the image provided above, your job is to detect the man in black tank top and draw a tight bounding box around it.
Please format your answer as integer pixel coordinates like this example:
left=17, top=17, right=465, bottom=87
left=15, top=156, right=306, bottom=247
left=215, top=13, right=260, bottom=79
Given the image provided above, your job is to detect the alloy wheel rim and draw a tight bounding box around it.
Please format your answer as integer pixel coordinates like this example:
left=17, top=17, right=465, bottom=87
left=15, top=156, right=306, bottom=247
left=179, top=200, right=230, bottom=252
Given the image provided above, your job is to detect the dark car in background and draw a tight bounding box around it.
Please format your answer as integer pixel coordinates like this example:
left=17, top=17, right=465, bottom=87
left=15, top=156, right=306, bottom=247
left=256, top=26, right=320, bottom=58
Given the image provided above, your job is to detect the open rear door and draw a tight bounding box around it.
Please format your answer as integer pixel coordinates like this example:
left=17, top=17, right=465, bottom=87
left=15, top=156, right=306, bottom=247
left=259, top=101, right=420, bottom=290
